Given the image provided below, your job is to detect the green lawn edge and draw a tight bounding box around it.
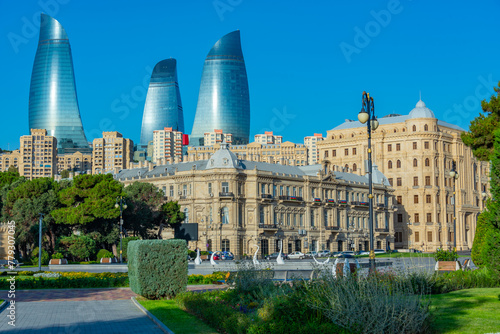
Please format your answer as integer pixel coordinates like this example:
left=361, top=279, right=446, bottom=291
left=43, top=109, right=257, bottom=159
left=429, top=287, right=500, bottom=334
left=139, top=298, right=219, bottom=334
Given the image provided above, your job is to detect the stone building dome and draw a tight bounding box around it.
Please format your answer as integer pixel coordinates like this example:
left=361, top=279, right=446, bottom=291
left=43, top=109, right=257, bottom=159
left=409, top=99, right=435, bottom=119
left=205, top=142, right=242, bottom=169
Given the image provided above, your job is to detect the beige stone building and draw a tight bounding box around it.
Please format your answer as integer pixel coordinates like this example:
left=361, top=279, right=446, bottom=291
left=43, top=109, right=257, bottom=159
left=188, top=141, right=308, bottom=166
left=204, top=129, right=232, bottom=146
left=152, top=127, right=184, bottom=164
left=92, top=132, right=133, bottom=174
left=304, top=133, right=324, bottom=165
left=0, top=129, right=57, bottom=179
left=57, top=151, right=92, bottom=174
left=116, top=144, right=395, bottom=257
left=317, top=100, right=489, bottom=251
left=254, top=131, right=283, bottom=144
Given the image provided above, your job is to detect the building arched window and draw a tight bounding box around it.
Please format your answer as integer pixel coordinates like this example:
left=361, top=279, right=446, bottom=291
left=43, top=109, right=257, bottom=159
left=402, top=128, right=406, bottom=132
left=344, top=164, right=349, bottom=170
left=393, top=128, right=397, bottom=133
left=352, top=163, right=357, bottom=172
left=413, top=159, right=418, bottom=167
left=425, top=158, right=430, bottom=167
left=424, top=124, right=429, bottom=131
left=397, top=160, right=401, bottom=168
left=412, top=125, right=417, bottom=132
left=221, top=239, right=230, bottom=252
left=183, top=208, right=189, bottom=224
left=388, top=160, right=393, bottom=169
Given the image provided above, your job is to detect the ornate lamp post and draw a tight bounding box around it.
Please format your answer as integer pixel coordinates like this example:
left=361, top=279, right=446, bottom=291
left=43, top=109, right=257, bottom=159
left=358, top=91, right=379, bottom=272
left=115, top=197, right=127, bottom=263
left=449, top=161, right=459, bottom=251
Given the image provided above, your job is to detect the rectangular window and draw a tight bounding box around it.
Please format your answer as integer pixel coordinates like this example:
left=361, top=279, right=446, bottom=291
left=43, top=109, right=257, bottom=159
left=397, top=178, right=402, bottom=186
left=222, top=182, right=229, bottom=193
left=397, top=214, right=403, bottom=223
left=332, top=150, right=336, bottom=157
left=425, top=176, right=431, bottom=186
left=414, top=195, right=419, bottom=204
left=344, top=148, right=349, bottom=156
left=427, top=213, right=432, bottom=222
left=415, top=231, right=420, bottom=243
left=424, top=141, right=429, bottom=149
left=413, top=142, right=417, bottom=150
left=388, top=144, right=392, bottom=152
left=310, top=210, right=315, bottom=227
left=208, top=183, right=212, bottom=195
left=413, top=177, right=419, bottom=186
left=352, top=148, right=357, bottom=155
left=436, top=176, right=439, bottom=186
left=183, top=184, right=187, bottom=196
left=436, top=195, right=440, bottom=204
left=396, top=196, right=402, bottom=204
left=396, top=143, right=401, bottom=151
left=414, top=213, right=420, bottom=222
left=426, top=195, right=431, bottom=203
left=388, top=178, right=393, bottom=186
left=427, top=231, right=432, bottom=242
left=324, top=151, right=328, bottom=158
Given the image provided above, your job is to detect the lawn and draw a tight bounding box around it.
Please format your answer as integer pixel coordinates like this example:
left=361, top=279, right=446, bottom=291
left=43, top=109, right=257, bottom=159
left=430, top=288, right=500, bottom=333
left=355, top=252, right=434, bottom=258
left=139, top=298, right=219, bottom=334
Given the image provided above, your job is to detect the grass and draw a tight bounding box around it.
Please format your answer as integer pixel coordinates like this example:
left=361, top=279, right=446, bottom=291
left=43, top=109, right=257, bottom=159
left=430, top=288, right=500, bottom=333
left=354, top=252, right=434, bottom=258
left=139, top=298, right=219, bottom=334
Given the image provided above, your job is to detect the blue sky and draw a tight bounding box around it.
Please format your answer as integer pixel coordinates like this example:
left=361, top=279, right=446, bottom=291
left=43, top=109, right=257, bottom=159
left=1, top=0, right=499, bottom=150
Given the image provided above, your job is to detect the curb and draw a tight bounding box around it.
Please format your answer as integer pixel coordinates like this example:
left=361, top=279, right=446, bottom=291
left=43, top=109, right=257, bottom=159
left=131, top=297, right=175, bottom=334
left=0, top=300, right=8, bottom=313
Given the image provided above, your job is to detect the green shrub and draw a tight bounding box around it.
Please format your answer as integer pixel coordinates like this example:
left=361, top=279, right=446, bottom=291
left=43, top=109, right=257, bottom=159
left=433, top=249, right=458, bottom=261
left=128, top=239, right=187, bottom=299
left=52, top=252, right=64, bottom=260
left=431, top=267, right=500, bottom=294
left=59, top=235, right=97, bottom=261
left=0, top=272, right=129, bottom=289
left=188, top=250, right=196, bottom=259
left=96, top=249, right=114, bottom=260
left=472, top=212, right=491, bottom=267
left=480, top=228, right=500, bottom=275
left=122, top=236, right=140, bottom=261
left=31, top=247, right=49, bottom=265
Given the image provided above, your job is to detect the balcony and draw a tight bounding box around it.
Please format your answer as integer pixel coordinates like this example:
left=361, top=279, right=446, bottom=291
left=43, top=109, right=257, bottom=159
left=325, top=226, right=340, bottom=231
left=376, top=203, right=386, bottom=209
left=260, top=194, right=273, bottom=201
left=325, top=199, right=335, bottom=206
left=312, top=198, right=322, bottom=205
left=337, top=200, right=348, bottom=206
left=375, top=228, right=389, bottom=233
left=278, top=195, right=303, bottom=203
left=351, top=201, right=369, bottom=208
left=219, top=192, right=234, bottom=199
left=258, top=224, right=278, bottom=230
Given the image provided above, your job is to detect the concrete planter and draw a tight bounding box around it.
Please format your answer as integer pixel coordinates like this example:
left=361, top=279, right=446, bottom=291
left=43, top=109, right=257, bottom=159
left=49, top=259, right=68, bottom=265
left=100, top=257, right=118, bottom=264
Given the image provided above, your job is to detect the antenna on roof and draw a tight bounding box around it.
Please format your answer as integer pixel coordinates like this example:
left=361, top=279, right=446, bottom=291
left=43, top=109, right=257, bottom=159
left=419, top=90, right=422, bottom=101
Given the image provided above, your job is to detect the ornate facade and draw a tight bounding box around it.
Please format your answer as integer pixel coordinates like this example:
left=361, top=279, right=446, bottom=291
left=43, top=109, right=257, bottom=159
left=116, top=144, right=395, bottom=257
left=317, top=100, right=489, bottom=251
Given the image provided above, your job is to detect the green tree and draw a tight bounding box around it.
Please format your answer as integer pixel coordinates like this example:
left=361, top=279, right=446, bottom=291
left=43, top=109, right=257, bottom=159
left=461, top=82, right=500, bottom=161
left=157, top=201, right=185, bottom=239
left=60, top=170, right=70, bottom=179
left=471, top=212, right=492, bottom=267
left=59, top=235, right=97, bottom=261
left=123, top=182, right=165, bottom=238
left=0, top=170, right=22, bottom=214
left=7, top=166, right=18, bottom=173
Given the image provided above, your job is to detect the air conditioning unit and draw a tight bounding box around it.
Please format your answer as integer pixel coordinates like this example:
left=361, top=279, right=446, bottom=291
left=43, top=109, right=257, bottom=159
left=210, top=193, right=214, bottom=197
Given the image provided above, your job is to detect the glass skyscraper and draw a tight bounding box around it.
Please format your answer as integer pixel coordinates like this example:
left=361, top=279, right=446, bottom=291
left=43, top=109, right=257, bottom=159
left=29, top=13, right=90, bottom=154
left=140, top=58, right=184, bottom=146
left=190, top=30, right=250, bottom=146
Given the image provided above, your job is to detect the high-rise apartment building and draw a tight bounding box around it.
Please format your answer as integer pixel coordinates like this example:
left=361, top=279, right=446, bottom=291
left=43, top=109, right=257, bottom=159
left=190, top=31, right=250, bottom=146
left=254, top=131, right=283, bottom=144
left=304, top=133, right=324, bottom=165
left=318, top=99, right=489, bottom=251
left=140, top=58, right=184, bottom=147
left=57, top=151, right=92, bottom=174
left=92, top=132, right=133, bottom=174
left=152, top=127, right=184, bottom=164
left=0, top=129, right=57, bottom=179
left=28, top=14, right=90, bottom=154
left=203, top=129, right=233, bottom=146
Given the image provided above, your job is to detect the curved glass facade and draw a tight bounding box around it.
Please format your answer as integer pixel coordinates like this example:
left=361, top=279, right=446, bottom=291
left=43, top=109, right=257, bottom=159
left=140, top=58, right=184, bottom=146
left=190, top=30, right=250, bottom=146
left=29, top=14, right=90, bottom=153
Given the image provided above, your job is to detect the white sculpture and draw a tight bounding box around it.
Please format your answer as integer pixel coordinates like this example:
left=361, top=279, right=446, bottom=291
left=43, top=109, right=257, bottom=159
left=210, top=251, right=218, bottom=265
left=253, top=245, right=260, bottom=265
left=332, top=257, right=340, bottom=278
left=313, top=255, right=330, bottom=265
left=354, top=257, right=360, bottom=270
left=276, top=240, right=285, bottom=265
left=194, top=248, right=202, bottom=265
left=343, top=258, right=350, bottom=277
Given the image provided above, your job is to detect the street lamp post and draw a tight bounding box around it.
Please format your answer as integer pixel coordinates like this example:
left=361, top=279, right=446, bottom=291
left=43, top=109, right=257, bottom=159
left=358, top=91, right=379, bottom=272
left=115, top=197, right=127, bottom=263
left=449, top=161, right=459, bottom=251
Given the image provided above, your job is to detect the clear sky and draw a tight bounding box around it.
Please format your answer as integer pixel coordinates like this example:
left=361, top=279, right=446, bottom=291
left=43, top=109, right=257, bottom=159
left=1, top=0, right=499, bottom=150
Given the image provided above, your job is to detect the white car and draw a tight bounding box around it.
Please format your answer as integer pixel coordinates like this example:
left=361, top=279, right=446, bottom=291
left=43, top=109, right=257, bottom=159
left=288, top=251, right=306, bottom=260
left=317, top=250, right=331, bottom=257
left=374, top=249, right=386, bottom=254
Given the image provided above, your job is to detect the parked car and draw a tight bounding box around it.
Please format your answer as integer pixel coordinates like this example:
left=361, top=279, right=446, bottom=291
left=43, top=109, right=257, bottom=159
left=357, top=251, right=370, bottom=256
left=374, top=249, right=386, bottom=254
left=305, top=251, right=318, bottom=258
left=288, top=251, right=306, bottom=260
left=221, top=251, right=234, bottom=260
left=265, top=252, right=288, bottom=260
left=335, top=251, right=355, bottom=258
left=317, top=250, right=331, bottom=258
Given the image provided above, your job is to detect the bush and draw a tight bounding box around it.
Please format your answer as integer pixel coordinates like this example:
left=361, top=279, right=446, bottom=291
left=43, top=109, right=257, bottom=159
left=128, top=239, right=187, bottom=299
left=122, top=236, right=140, bottom=261
left=431, top=267, right=500, bottom=294
left=472, top=212, right=491, bottom=267
left=96, top=249, right=114, bottom=261
left=31, top=247, right=49, bottom=265
left=480, top=228, right=500, bottom=275
left=433, top=249, right=458, bottom=262
left=0, top=272, right=129, bottom=289
left=59, top=235, right=97, bottom=261
left=52, top=253, right=64, bottom=260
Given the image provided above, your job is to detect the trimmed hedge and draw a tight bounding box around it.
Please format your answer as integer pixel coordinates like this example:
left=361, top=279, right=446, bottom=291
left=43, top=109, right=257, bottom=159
left=96, top=249, right=114, bottom=260
left=0, top=272, right=128, bottom=289
left=128, top=239, right=187, bottom=299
